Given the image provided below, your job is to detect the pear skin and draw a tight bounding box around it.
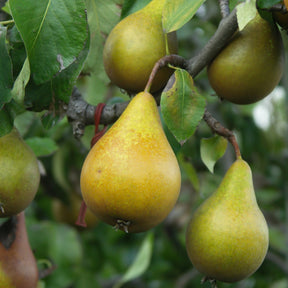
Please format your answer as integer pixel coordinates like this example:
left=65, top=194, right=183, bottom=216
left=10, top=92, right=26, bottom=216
left=103, top=0, right=178, bottom=93
left=0, top=128, right=40, bottom=217
left=0, top=212, right=38, bottom=288
left=186, top=159, right=269, bottom=282
left=207, top=11, right=284, bottom=104
left=80, top=92, right=181, bottom=233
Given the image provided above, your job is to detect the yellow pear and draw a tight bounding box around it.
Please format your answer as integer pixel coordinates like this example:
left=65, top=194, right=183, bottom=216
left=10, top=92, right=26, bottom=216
left=186, top=158, right=268, bottom=283
left=103, top=0, right=178, bottom=93
left=0, top=128, right=40, bottom=217
left=207, top=11, right=284, bottom=105
left=80, top=92, right=181, bottom=233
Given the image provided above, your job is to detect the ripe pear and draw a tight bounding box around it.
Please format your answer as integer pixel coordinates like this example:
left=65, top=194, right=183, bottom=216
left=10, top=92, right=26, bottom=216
left=103, top=0, right=178, bottom=93
left=207, top=11, right=284, bottom=105
left=80, top=92, right=181, bottom=233
left=186, top=158, right=268, bottom=283
left=52, top=192, right=99, bottom=229
left=0, top=128, right=40, bottom=217
left=0, top=212, right=38, bottom=288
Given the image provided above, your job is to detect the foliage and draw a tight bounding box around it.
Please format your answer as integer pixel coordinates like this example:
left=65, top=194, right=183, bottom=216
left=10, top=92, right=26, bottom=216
left=0, top=0, right=288, bottom=287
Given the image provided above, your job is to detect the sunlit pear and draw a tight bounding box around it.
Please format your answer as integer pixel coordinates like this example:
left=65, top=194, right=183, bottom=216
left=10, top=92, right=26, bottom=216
left=103, top=0, right=178, bottom=93
left=80, top=92, right=181, bottom=233
left=207, top=11, right=284, bottom=105
left=186, top=158, right=269, bottom=283
left=0, top=128, right=40, bottom=217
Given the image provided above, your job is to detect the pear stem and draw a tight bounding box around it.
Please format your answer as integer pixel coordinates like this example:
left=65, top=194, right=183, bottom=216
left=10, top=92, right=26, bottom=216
left=203, top=110, right=241, bottom=160
left=144, top=54, right=187, bottom=93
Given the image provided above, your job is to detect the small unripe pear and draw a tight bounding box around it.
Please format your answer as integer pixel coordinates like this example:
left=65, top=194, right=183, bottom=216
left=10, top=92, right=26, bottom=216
left=0, top=128, right=40, bottom=217
left=186, top=159, right=268, bottom=283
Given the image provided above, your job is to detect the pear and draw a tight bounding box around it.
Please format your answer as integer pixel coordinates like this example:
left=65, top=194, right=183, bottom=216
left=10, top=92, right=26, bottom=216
left=103, top=0, right=178, bottom=93
left=0, top=128, right=40, bottom=217
left=80, top=92, right=181, bottom=233
left=207, top=11, right=284, bottom=105
left=0, top=212, right=38, bottom=287
left=186, top=158, right=268, bottom=283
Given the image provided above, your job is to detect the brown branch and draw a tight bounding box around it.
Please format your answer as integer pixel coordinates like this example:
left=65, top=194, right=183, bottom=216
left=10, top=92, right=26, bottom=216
left=218, top=0, right=230, bottom=18
left=203, top=110, right=241, bottom=159
left=144, top=54, right=187, bottom=93
left=187, top=8, right=237, bottom=77
left=67, top=8, right=239, bottom=138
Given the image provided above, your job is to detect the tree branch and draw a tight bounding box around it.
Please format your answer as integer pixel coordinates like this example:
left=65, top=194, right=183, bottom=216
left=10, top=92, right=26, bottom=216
left=67, top=8, right=239, bottom=138
left=203, top=110, right=241, bottom=159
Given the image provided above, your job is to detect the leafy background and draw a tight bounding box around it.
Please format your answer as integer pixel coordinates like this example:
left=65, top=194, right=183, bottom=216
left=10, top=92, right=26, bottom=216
left=0, top=0, right=288, bottom=287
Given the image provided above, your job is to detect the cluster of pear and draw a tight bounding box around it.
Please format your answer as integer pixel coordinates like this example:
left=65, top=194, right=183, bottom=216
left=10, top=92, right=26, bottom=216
left=185, top=158, right=269, bottom=283
left=207, top=11, right=285, bottom=105
left=0, top=128, right=40, bottom=287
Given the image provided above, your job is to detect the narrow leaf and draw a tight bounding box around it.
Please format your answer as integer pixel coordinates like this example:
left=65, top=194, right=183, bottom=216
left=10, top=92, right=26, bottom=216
left=10, top=0, right=88, bottom=84
left=236, top=0, right=257, bottom=31
left=114, top=232, right=154, bottom=288
left=178, top=152, right=199, bottom=192
left=11, top=57, right=30, bottom=104
left=200, top=135, right=228, bottom=173
left=161, top=69, right=206, bottom=144
left=162, top=0, right=206, bottom=33
left=0, top=26, right=13, bottom=108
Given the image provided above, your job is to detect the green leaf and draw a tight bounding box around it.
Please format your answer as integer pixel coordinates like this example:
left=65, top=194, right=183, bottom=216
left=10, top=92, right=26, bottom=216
left=9, top=0, right=88, bottom=84
left=114, top=232, right=154, bottom=288
left=161, top=69, right=206, bottom=144
left=121, top=0, right=151, bottom=19
left=257, top=0, right=281, bottom=9
left=236, top=0, right=257, bottom=31
left=0, top=100, right=25, bottom=137
left=200, top=135, right=228, bottom=173
left=0, top=25, right=13, bottom=108
left=25, top=137, right=58, bottom=157
left=11, top=57, right=30, bottom=104
left=178, top=152, right=199, bottom=192
left=24, top=36, right=89, bottom=111
left=83, top=0, right=122, bottom=79
left=162, top=0, right=206, bottom=33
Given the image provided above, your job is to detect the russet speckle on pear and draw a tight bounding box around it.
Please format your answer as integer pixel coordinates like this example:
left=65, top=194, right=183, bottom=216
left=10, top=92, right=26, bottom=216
left=80, top=92, right=181, bottom=233
left=186, top=159, right=269, bottom=283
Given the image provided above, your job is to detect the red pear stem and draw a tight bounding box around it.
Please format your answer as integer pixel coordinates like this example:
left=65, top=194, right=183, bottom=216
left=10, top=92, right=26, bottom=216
left=203, top=110, right=241, bottom=159
left=75, top=200, right=88, bottom=227
left=144, top=54, right=187, bottom=93
left=76, top=103, right=108, bottom=227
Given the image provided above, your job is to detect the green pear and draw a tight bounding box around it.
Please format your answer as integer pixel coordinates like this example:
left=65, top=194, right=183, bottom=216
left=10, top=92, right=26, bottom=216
left=186, top=158, right=268, bottom=283
left=207, top=11, right=284, bottom=105
left=80, top=92, right=181, bottom=233
left=0, top=128, right=40, bottom=217
left=0, top=212, right=38, bottom=287
left=103, top=0, right=178, bottom=93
